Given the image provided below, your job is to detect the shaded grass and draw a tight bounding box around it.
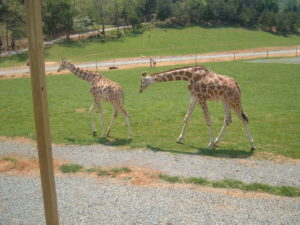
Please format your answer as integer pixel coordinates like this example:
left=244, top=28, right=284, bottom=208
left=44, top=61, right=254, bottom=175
left=1, top=25, right=300, bottom=68
left=159, top=174, right=300, bottom=197
left=0, top=61, right=299, bottom=158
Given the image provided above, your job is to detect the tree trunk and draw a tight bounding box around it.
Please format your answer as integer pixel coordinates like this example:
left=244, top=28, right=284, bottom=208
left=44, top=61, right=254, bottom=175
left=102, top=23, right=105, bottom=38
left=5, top=14, right=9, bottom=51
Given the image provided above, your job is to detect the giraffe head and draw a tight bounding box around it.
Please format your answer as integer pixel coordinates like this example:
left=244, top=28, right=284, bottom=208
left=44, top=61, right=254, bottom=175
left=139, top=72, right=153, bottom=93
left=57, top=58, right=70, bottom=72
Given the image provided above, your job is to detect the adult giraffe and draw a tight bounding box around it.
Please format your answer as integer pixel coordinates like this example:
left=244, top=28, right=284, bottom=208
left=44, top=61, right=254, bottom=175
left=139, top=65, right=255, bottom=150
left=57, top=59, right=132, bottom=139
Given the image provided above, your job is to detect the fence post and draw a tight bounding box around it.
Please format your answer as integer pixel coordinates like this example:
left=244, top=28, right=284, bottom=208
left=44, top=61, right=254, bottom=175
left=25, top=0, right=59, bottom=224
left=267, top=49, right=269, bottom=59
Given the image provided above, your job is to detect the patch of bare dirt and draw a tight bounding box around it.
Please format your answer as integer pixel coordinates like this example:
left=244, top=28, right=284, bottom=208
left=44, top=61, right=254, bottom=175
left=0, top=136, right=36, bottom=145
left=253, top=151, right=300, bottom=164
left=0, top=154, right=68, bottom=175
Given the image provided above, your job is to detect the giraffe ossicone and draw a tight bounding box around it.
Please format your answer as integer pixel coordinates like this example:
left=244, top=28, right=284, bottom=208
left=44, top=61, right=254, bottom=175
left=57, top=58, right=132, bottom=139
left=139, top=65, right=255, bottom=151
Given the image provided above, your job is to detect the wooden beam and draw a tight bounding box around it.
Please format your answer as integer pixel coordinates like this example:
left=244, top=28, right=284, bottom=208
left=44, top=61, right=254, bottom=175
left=25, top=0, right=59, bottom=224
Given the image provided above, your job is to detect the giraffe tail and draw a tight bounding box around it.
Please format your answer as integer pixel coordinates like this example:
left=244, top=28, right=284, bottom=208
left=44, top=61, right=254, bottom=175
left=241, top=111, right=249, bottom=123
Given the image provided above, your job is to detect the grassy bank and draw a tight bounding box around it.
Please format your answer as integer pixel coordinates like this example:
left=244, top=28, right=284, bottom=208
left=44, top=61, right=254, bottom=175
left=1, top=25, right=300, bottom=68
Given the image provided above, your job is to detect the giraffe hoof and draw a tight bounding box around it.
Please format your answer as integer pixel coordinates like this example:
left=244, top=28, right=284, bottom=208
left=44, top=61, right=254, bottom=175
left=208, top=142, right=217, bottom=149
left=176, top=139, right=183, bottom=144
left=92, top=130, right=98, bottom=136
left=176, top=136, right=184, bottom=144
left=250, top=146, right=256, bottom=151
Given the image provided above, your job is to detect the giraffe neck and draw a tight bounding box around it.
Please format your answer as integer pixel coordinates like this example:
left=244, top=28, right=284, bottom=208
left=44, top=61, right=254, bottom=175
left=66, top=62, right=100, bottom=83
left=150, top=66, right=205, bottom=83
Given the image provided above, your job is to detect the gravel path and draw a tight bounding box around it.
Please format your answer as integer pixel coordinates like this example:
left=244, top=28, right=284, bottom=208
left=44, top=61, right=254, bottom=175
left=1, top=139, right=300, bottom=187
left=1, top=139, right=300, bottom=224
left=1, top=175, right=300, bottom=225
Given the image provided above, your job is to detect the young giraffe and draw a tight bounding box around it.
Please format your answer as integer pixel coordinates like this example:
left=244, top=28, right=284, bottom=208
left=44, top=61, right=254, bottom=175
left=57, top=59, right=132, bottom=139
left=139, top=65, right=255, bottom=150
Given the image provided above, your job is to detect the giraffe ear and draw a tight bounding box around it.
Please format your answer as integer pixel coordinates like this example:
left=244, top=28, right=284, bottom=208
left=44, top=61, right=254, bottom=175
left=142, top=72, right=147, bottom=77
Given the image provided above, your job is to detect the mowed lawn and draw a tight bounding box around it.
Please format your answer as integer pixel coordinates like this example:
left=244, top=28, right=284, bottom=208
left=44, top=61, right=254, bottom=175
left=1, top=25, right=300, bottom=68
left=0, top=61, right=299, bottom=158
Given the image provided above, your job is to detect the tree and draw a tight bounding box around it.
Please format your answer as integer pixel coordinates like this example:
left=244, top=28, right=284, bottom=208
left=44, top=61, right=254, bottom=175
left=156, top=0, right=172, bottom=21
left=239, top=7, right=258, bottom=27
left=111, top=0, right=122, bottom=33
left=44, top=0, right=77, bottom=40
left=121, top=0, right=143, bottom=31
left=259, top=10, right=276, bottom=31
left=0, top=0, right=25, bottom=50
left=139, top=0, right=156, bottom=22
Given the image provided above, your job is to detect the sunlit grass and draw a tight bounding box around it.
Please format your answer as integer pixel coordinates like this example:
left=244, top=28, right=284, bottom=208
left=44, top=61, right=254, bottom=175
left=1, top=25, right=300, bottom=67
left=0, top=61, right=299, bottom=158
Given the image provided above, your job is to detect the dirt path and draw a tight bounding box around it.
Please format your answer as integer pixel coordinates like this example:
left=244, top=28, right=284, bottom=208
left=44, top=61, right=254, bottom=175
left=1, top=137, right=300, bottom=187
left=1, top=137, right=300, bottom=225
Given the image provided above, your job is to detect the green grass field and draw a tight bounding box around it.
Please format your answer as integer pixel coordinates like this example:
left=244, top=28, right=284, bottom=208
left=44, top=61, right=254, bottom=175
left=0, top=60, right=299, bottom=159
left=1, top=25, right=300, bottom=68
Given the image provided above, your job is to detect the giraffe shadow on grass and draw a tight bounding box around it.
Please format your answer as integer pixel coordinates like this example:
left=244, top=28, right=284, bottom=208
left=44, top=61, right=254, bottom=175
left=96, top=137, right=133, bottom=146
left=64, top=136, right=132, bottom=146
left=146, top=144, right=253, bottom=159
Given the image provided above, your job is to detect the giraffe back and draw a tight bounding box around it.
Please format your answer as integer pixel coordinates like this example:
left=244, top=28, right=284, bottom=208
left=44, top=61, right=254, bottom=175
left=190, top=70, right=241, bottom=102
left=90, top=77, right=124, bottom=106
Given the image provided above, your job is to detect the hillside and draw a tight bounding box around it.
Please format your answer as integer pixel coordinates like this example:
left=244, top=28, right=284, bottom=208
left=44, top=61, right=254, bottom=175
left=0, top=25, right=300, bottom=68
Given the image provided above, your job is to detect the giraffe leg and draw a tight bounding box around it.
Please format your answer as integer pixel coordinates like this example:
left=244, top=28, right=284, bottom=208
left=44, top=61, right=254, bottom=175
left=214, top=102, right=232, bottom=146
left=117, top=106, right=132, bottom=139
left=105, top=107, right=117, bottom=137
left=95, top=102, right=106, bottom=137
left=232, top=105, right=255, bottom=151
left=199, top=100, right=215, bottom=148
left=177, top=96, right=197, bottom=144
left=89, top=103, right=98, bottom=136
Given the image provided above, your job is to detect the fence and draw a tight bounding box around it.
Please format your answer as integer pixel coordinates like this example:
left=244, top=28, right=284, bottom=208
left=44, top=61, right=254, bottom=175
left=0, top=47, right=299, bottom=77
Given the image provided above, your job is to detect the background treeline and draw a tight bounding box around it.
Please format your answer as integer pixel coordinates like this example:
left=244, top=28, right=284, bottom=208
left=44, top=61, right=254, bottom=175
left=0, top=0, right=300, bottom=51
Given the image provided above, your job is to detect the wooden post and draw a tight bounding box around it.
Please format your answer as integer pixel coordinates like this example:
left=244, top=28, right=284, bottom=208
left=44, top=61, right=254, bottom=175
left=25, top=1, right=59, bottom=225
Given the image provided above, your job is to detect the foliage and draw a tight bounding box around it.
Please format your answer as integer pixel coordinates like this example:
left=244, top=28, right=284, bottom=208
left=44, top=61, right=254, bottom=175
left=43, top=0, right=77, bottom=40
left=0, top=0, right=25, bottom=51
left=154, top=0, right=300, bottom=34
left=1, top=0, right=299, bottom=51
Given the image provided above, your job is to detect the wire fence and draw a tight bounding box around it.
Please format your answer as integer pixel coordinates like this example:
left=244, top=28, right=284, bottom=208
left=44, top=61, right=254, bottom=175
left=92, top=47, right=300, bottom=70
left=0, top=47, right=299, bottom=77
